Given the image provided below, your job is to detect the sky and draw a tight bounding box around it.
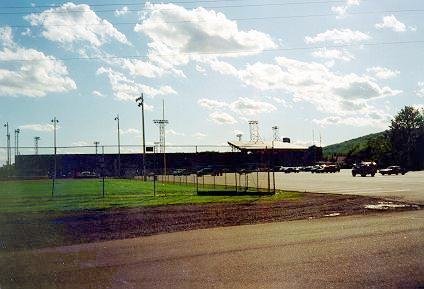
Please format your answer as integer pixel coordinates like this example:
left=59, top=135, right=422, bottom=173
left=0, top=0, right=423, bottom=163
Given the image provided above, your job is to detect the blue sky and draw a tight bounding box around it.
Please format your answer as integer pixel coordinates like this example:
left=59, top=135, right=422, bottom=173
left=1, top=0, right=423, bottom=163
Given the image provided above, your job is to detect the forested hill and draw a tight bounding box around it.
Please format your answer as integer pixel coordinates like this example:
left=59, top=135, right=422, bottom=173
left=323, top=132, right=385, bottom=158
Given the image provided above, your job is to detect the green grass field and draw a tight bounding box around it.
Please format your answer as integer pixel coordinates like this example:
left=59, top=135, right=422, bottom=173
left=0, top=178, right=301, bottom=213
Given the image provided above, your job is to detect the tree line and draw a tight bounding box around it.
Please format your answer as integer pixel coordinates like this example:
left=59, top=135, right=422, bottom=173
left=344, top=106, right=424, bottom=170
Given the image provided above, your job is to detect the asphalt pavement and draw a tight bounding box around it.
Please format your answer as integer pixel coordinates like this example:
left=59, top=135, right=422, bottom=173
left=271, top=169, right=424, bottom=204
left=2, top=210, right=423, bottom=289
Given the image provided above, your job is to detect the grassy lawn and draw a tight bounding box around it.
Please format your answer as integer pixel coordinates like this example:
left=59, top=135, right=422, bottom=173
left=0, top=179, right=302, bottom=213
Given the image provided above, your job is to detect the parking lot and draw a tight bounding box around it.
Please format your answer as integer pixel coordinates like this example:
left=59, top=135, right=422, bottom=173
left=272, top=169, right=424, bottom=204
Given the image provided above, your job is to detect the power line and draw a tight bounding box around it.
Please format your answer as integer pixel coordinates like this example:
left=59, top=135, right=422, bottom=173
left=4, top=9, right=424, bottom=27
left=0, top=1, right=360, bottom=15
left=1, top=40, right=423, bottom=63
left=0, top=0, right=347, bottom=10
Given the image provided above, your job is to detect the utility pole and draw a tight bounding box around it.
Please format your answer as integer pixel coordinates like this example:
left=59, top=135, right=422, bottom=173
left=136, top=93, right=147, bottom=181
left=14, top=129, right=20, bottom=160
left=34, top=136, right=40, bottom=155
left=114, top=114, right=121, bottom=177
left=51, top=117, right=59, bottom=197
left=3, top=122, right=10, bottom=166
left=94, top=141, right=100, bottom=154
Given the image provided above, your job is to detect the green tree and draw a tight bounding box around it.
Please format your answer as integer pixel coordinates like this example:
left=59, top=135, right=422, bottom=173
left=387, top=106, right=424, bottom=169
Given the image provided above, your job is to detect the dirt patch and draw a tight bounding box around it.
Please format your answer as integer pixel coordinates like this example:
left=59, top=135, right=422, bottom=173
left=0, top=192, right=420, bottom=251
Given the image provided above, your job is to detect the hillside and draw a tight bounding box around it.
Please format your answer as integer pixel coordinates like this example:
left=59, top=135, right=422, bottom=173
left=323, top=131, right=385, bottom=158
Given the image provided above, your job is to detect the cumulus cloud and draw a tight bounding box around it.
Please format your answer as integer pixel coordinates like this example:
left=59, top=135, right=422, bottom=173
left=131, top=3, right=276, bottom=77
left=92, top=90, right=105, bottom=97
left=197, top=98, right=228, bottom=110
left=331, top=0, right=360, bottom=18
left=204, top=55, right=401, bottom=128
left=25, top=2, right=130, bottom=46
left=366, top=66, right=400, bottom=79
left=311, top=48, right=355, bottom=62
left=305, top=28, right=370, bottom=44
left=416, top=82, right=424, bottom=98
left=19, top=123, right=57, bottom=132
left=0, top=26, right=76, bottom=97
left=313, top=113, right=390, bottom=129
left=375, top=15, right=406, bottom=32
left=96, top=66, right=177, bottom=101
left=229, top=97, right=276, bottom=115
left=121, top=128, right=140, bottom=135
left=0, top=26, right=14, bottom=47
left=192, top=132, right=206, bottom=138
left=209, top=111, right=237, bottom=124
left=115, top=6, right=129, bottom=17
left=166, top=129, right=185, bottom=136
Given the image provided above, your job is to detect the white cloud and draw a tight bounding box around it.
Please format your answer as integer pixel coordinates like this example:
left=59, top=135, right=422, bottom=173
left=121, top=128, right=140, bottom=135
left=416, top=82, right=424, bottom=98
left=305, top=28, right=370, bottom=44
left=205, top=55, right=401, bottom=128
left=197, top=98, right=228, bottom=110
left=366, top=66, right=400, bottom=79
left=72, top=141, right=88, bottom=146
left=375, top=15, right=406, bottom=32
left=192, top=132, right=206, bottom=138
left=115, top=6, right=129, bottom=17
left=19, top=123, right=56, bottom=132
left=0, top=27, right=14, bottom=47
left=209, top=111, right=237, bottom=124
left=311, top=48, right=355, bottom=62
left=166, top=129, right=185, bottom=136
left=133, top=3, right=277, bottom=77
left=0, top=27, right=76, bottom=97
left=96, top=66, right=177, bottom=101
left=412, top=104, right=424, bottom=111
left=229, top=97, right=276, bottom=115
left=25, top=2, right=130, bottom=46
left=313, top=113, right=390, bottom=129
left=92, top=90, right=105, bottom=97
left=331, top=0, right=360, bottom=18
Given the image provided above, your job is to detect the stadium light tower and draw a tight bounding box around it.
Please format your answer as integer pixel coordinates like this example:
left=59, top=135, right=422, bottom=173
left=236, top=133, right=242, bottom=141
left=154, top=100, right=168, bottom=176
left=34, top=136, right=40, bottom=155
left=114, top=114, right=121, bottom=176
left=51, top=117, right=59, bottom=196
left=94, top=141, right=100, bottom=154
left=14, top=129, right=20, bottom=158
left=136, top=93, right=147, bottom=181
left=3, top=122, right=11, bottom=166
left=248, top=120, right=261, bottom=143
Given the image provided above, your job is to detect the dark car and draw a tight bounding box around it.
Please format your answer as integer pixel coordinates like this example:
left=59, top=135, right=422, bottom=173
left=352, top=162, right=377, bottom=177
left=379, top=166, right=407, bottom=175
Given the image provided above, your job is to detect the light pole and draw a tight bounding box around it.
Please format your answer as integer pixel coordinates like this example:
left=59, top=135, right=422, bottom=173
left=51, top=117, right=59, bottom=197
left=14, top=129, right=20, bottom=160
left=94, top=141, right=100, bottom=154
left=34, top=136, right=40, bottom=155
left=136, top=93, right=147, bottom=181
left=3, top=122, right=10, bottom=166
left=114, top=114, right=121, bottom=177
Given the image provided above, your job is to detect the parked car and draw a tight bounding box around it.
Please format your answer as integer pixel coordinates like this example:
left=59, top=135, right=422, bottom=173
left=315, top=164, right=340, bottom=173
left=75, top=171, right=98, bottom=178
left=281, top=167, right=300, bottom=173
left=379, top=166, right=407, bottom=175
left=352, top=162, right=377, bottom=177
left=310, top=165, right=322, bottom=173
left=171, top=168, right=191, bottom=176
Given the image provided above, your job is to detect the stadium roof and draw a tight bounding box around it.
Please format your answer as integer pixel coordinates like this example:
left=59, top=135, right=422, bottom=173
left=228, top=140, right=307, bottom=151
